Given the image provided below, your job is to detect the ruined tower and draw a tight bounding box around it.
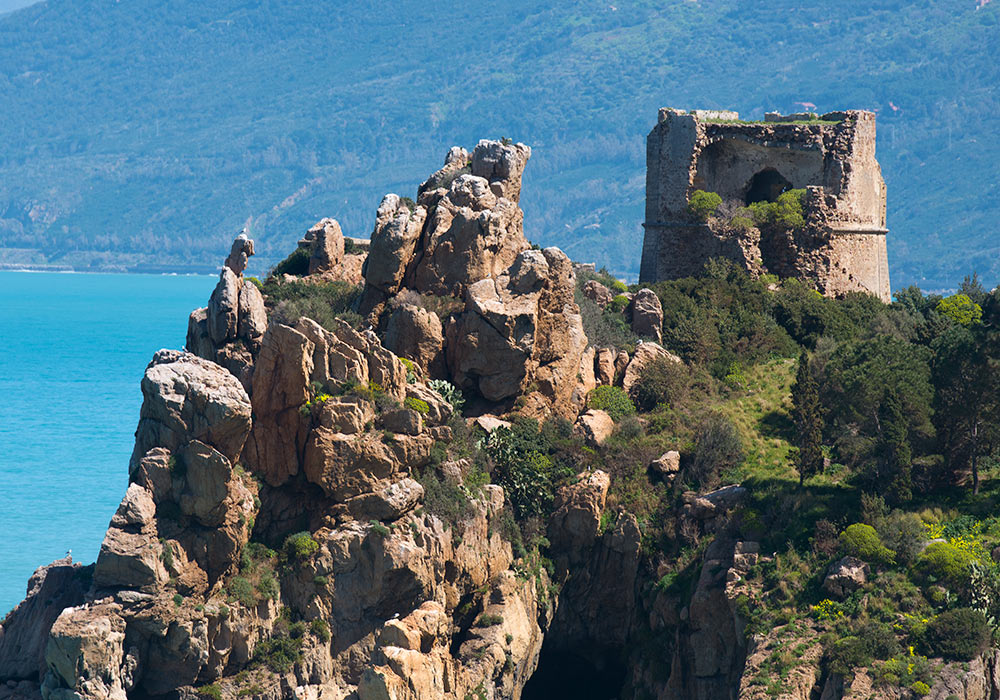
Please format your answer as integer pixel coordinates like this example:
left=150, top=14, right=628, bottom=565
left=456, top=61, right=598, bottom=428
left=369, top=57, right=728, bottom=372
left=640, top=109, right=890, bottom=301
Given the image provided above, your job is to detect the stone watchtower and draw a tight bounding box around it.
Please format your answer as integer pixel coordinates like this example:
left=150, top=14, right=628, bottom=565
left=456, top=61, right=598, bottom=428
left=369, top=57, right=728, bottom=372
left=639, top=109, right=890, bottom=301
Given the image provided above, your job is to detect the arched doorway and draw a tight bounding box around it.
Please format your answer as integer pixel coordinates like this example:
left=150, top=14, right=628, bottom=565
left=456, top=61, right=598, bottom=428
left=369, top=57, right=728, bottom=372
left=744, top=168, right=792, bottom=205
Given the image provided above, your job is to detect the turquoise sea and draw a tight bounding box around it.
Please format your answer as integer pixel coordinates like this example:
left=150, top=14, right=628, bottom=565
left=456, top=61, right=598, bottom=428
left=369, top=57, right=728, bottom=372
left=0, top=271, right=215, bottom=615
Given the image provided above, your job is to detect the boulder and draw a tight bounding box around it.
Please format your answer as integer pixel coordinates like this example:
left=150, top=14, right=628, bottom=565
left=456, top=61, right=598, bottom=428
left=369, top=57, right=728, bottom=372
left=823, top=556, right=870, bottom=599
left=93, top=484, right=165, bottom=591
left=206, top=267, right=240, bottom=344
left=314, top=396, right=375, bottom=435
left=176, top=440, right=233, bottom=526
left=472, top=415, right=512, bottom=433
left=405, top=383, right=452, bottom=426
left=383, top=303, right=446, bottom=378
left=548, top=470, right=611, bottom=555
left=629, top=288, right=663, bottom=342
left=43, top=604, right=129, bottom=700
left=469, top=139, right=532, bottom=203
left=682, top=485, right=747, bottom=520
left=358, top=195, right=427, bottom=317
left=572, top=409, right=615, bottom=446
left=650, top=450, right=681, bottom=477
left=346, top=478, right=425, bottom=521
left=583, top=280, right=613, bottom=308
left=381, top=408, right=423, bottom=436
left=236, top=280, right=267, bottom=343
left=223, top=232, right=254, bottom=276
left=0, top=558, right=90, bottom=681
left=130, top=350, right=252, bottom=472
left=621, top=341, right=682, bottom=394
left=306, top=218, right=345, bottom=275
left=595, top=347, right=617, bottom=385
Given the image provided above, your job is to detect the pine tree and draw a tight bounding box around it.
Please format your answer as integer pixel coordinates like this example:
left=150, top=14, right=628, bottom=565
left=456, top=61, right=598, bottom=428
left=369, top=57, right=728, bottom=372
left=878, top=387, right=913, bottom=504
left=791, top=351, right=824, bottom=486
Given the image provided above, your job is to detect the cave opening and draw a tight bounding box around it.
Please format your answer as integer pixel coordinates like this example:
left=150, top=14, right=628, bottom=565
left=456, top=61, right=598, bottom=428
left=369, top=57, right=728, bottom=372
left=521, top=648, right=627, bottom=700
left=744, top=168, right=792, bottom=205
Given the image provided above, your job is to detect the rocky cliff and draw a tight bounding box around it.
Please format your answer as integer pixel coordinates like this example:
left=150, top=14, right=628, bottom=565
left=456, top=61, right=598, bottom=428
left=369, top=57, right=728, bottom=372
left=1, top=139, right=996, bottom=700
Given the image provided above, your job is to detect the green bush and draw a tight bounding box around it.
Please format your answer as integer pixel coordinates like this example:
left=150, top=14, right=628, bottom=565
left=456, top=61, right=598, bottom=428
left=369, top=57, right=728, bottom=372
left=227, top=576, right=255, bottom=606
left=689, top=413, right=744, bottom=487
left=923, top=608, right=990, bottom=660
left=631, top=354, right=690, bottom=411
left=310, top=618, right=331, bottom=643
left=172, top=593, right=184, bottom=607
left=749, top=189, right=805, bottom=229
left=828, top=636, right=871, bottom=674
left=587, top=385, right=636, bottom=421
left=840, top=523, right=895, bottom=565
left=369, top=520, right=391, bottom=536
left=283, top=531, right=319, bottom=563
left=263, top=279, right=362, bottom=332
left=913, top=542, right=975, bottom=588
left=607, top=294, right=630, bottom=313
left=271, top=246, right=310, bottom=276
left=197, top=684, right=223, bottom=700
left=403, top=396, right=430, bottom=415
left=252, top=634, right=303, bottom=673
left=911, top=682, right=930, bottom=697
left=687, top=189, right=722, bottom=222
left=475, top=613, right=504, bottom=627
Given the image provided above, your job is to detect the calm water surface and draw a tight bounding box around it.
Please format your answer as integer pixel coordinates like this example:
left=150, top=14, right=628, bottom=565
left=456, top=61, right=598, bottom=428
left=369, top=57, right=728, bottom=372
left=0, top=271, right=214, bottom=614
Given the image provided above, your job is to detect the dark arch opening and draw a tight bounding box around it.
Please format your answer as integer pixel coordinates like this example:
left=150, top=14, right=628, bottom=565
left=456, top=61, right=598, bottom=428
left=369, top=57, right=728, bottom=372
left=521, top=648, right=627, bottom=700
left=744, top=168, right=792, bottom=205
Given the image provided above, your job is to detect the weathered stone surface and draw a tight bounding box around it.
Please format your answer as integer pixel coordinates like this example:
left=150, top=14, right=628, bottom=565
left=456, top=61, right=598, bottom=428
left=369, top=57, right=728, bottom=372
left=346, top=478, right=425, bottom=522
left=176, top=440, right=233, bottom=526
left=207, top=267, right=240, bottom=345
left=822, top=556, right=869, bottom=599
left=629, top=288, right=663, bottom=342
left=472, top=415, right=511, bottom=432
left=595, top=347, right=617, bottom=385
left=621, top=341, right=682, bottom=394
left=641, top=109, right=890, bottom=301
left=358, top=195, right=427, bottom=316
left=683, top=485, right=748, bottom=520
left=130, top=350, right=252, bottom=471
left=223, top=232, right=254, bottom=276
left=43, top=604, right=128, bottom=700
left=405, top=383, right=452, bottom=426
left=0, top=558, right=90, bottom=681
left=243, top=323, right=313, bottom=486
left=93, top=524, right=164, bottom=591
left=583, top=279, right=613, bottom=308
left=650, top=450, right=681, bottom=476
left=548, top=470, right=610, bottom=556
left=236, top=280, right=267, bottom=342
left=306, top=218, right=345, bottom=275
left=383, top=304, right=446, bottom=378
left=469, top=139, right=531, bottom=203
left=573, top=409, right=615, bottom=446
left=381, top=408, right=423, bottom=436
left=314, top=396, right=374, bottom=435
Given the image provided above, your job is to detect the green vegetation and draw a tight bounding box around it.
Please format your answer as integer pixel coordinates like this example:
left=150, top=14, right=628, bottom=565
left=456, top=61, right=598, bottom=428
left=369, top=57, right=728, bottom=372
left=748, top=189, right=806, bottom=230
left=586, top=385, right=635, bottom=421
left=271, top=246, right=310, bottom=277
left=687, top=190, right=722, bottom=222
left=403, top=396, right=430, bottom=415
left=936, top=293, right=983, bottom=327
left=310, top=618, right=331, bottom=643
left=427, top=379, right=465, bottom=413
left=840, top=523, right=895, bottom=565
left=262, top=278, right=362, bottom=332
left=282, top=532, right=319, bottom=563
left=475, top=613, right=504, bottom=627
left=197, top=684, right=223, bottom=700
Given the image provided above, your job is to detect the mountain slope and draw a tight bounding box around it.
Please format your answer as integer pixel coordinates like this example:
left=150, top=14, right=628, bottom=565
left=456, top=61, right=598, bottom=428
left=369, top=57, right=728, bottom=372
left=0, top=0, right=997, bottom=289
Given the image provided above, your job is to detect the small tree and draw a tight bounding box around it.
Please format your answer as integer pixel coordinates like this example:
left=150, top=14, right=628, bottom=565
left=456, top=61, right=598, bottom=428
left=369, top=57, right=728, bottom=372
left=791, top=351, right=824, bottom=486
left=877, top=388, right=913, bottom=504
left=687, top=190, right=722, bottom=222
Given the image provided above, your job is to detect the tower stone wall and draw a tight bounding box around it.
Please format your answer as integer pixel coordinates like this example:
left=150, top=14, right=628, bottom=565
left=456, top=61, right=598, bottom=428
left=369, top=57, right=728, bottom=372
left=640, top=108, right=890, bottom=301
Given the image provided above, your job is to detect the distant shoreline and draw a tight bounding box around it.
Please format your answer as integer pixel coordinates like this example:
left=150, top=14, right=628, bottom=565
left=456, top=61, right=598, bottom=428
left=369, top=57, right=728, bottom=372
left=0, top=264, right=220, bottom=277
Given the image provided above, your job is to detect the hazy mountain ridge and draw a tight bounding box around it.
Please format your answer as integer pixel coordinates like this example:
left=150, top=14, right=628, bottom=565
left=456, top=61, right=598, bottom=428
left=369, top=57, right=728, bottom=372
left=0, top=0, right=997, bottom=289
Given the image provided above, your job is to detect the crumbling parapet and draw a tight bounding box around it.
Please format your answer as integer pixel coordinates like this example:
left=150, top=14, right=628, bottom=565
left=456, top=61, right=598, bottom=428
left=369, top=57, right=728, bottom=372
left=640, top=108, right=890, bottom=302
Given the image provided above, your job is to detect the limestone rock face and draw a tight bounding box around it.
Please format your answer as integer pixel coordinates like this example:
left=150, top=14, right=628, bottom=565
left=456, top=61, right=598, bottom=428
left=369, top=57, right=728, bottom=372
left=224, top=233, right=254, bottom=276
left=446, top=248, right=588, bottom=418
left=595, top=347, right=617, bottom=385
left=383, top=303, right=446, bottom=378
left=469, top=139, right=532, bottom=203
left=130, top=350, right=252, bottom=471
left=629, top=288, right=663, bottom=342
left=93, top=484, right=165, bottom=591
left=207, top=268, right=240, bottom=345
left=621, top=341, right=682, bottom=394
left=572, top=409, right=615, bottom=446
left=0, top=558, right=90, bottom=681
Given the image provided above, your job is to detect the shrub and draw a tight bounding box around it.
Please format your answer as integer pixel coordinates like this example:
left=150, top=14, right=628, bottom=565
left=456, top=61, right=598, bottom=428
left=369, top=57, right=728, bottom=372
left=283, top=531, right=319, bottom=563
left=403, top=396, right=430, bottom=415
left=263, top=279, right=362, bottom=333
left=197, top=684, right=223, bottom=700
left=608, top=294, right=630, bottom=313
left=172, top=593, right=184, bottom=607
left=924, top=608, right=990, bottom=660
left=252, top=634, right=303, bottom=673
left=313, top=575, right=328, bottom=587
left=828, top=636, right=871, bottom=674
left=271, top=246, right=310, bottom=276
left=688, top=413, right=744, bottom=487
left=610, top=279, right=628, bottom=293
left=632, top=355, right=690, bottom=411
left=913, top=542, right=975, bottom=589
left=428, top=379, right=465, bottom=413
left=749, top=189, right=806, bottom=229
left=587, top=385, right=636, bottom=421
left=475, top=613, right=504, bottom=627
left=369, top=520, right=391, bottom=536
left=310, top=618, right=331, bottom=643
left=227, top=576, right=255, bottom=607
left=911, top=682, right=930, bottom=696
left=687, top=190, right=722, bottom=222
left=840, top=523, right=895, bottom=565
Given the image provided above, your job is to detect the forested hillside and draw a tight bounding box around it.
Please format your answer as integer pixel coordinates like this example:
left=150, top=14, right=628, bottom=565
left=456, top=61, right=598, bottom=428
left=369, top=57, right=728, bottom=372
left=0, top=0, right=997, bottom=289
